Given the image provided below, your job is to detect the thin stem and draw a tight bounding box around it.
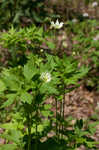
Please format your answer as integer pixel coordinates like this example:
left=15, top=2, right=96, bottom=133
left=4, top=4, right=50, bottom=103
left=59, top=100, right=62, bottom=139
left=35, top=123, right=38, bottom=150
left=55, top=98, right=58, bottom=140
left=62, top=92, right=65, bottom=138
left=55, top=98, right=60, bottom=142
left=35, top=103, right=39, bottom=150
left=62, top=85, right=65, bottom=139
left=27, top=113, right=31, bottom=150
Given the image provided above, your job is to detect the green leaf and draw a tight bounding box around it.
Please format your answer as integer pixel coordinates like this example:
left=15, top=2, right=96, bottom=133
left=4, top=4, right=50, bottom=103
left=0, top=129, right=22, bottom=144
left=0, top=144, right=17, bottom=150
left=13, top=11, right=23, bottom=23
left=44, top=104, right=52, bottom=110
left=31, top=124, right=44, bottom=133
left=46, top=41, right=55, bottom=50
left=0, top=80, right=6, bottom=92
left=85, top=141, right=96, bottom=148
left=37, top=124, right=44, bottom=132
left=1, top=94, right=16, bottom=108
left=3, top=74, right=20, bottom=91
left=32, top=11, right=43, bottom=23
left=20, top=91, right=32, bottom=104
left=41, top=110, right=53, bottom=117
left=36, top=27, right=43, bottom=36
left=76, top=137, right=86, bottom=144
left=0, top=122, right=18, bottom=130
left=40, top=83, right=58, bottom=95
left=23, top=62, right=37, bottom=81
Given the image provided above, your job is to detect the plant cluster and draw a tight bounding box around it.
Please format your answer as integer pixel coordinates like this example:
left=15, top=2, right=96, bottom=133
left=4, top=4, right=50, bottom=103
left=0, top=24, right=99, bottom=150
left=65, top=19, right=99, bottom=91
left=0, top=25, right=54, bottom=66
left=0, top=0, right=99, bottom=30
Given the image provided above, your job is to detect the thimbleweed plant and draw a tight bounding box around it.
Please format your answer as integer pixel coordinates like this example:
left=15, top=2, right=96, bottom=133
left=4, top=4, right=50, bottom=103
left=67, top=19, right=99, bottom=91
left=0, top=53, right=59, bottom=150
left=0, top=23, right=99, bottom=150
left=51, top=54, right=90, bottom=141
left=0, top=50, right=92, bottom=149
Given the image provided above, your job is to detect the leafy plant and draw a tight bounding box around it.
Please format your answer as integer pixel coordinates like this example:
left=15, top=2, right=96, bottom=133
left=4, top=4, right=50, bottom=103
left=0, top=17, right=98, bottom=150
left=0, top=25, right=56, bottom=67
left=0, top=50, right=92, bottom=150
left=66, top=19, right=99, bottom=91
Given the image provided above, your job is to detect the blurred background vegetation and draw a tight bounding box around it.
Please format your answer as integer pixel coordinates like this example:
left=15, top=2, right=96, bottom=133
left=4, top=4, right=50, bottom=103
left=0, top=0, right=99, bottom=29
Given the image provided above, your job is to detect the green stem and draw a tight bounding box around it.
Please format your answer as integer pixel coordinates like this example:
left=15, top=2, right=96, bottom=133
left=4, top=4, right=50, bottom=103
left=35, top=103, right=39, bottom=150
left=59, top=100, right=62, bottom=139
left=55, top=99, right=58, bottom=137
left=61, top=84, right=65, bottom=141
left=27, top=114, right=31, bottom=150
left=35, top=123, right=38, bottom=150
left=61, top=93, right=65, bottom=140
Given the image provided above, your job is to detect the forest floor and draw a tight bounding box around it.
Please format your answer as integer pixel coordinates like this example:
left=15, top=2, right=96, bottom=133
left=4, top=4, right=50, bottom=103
left=46, top=84, right=99, bottom=150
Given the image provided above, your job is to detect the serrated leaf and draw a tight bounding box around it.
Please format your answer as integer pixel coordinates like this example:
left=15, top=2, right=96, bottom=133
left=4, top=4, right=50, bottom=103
left=3, top=74, right=20, bottom=91
left=46, top=41, right=55, bottom=50
left=13, top=11, right=23, bottom=23
left=31, top=124, right=44, bottom=133
left=36, top=27, right=43, bottom=36
left=0, top=129, right=22, bottom=144
left=44, top=104, right=52, bottom=110
left=0, top=123, right=17, bottom=130
left=32, top=11, right=43, bottom=23
left=43, top=119, right=50, bottom=127
left=23, top=63, right=37, bottom=81
left=85, top=141, right=95, bottom=148
left=1, top=94, right=16, bottom=108
left=0, top=144, right=17, bottom=150
left=0, top=80, right=6, bottom=92
left=40, top=83, right=58, bottom=95
left=41, top=110, right=52, bottom=117
left=37, top=124, right=44, bottom=132
left=20, top=91, right=32, bottom=104
left=76, top=137, right=86, bottom=144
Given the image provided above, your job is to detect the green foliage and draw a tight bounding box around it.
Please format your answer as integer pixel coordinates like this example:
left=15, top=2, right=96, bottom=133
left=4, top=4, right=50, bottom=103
left=0, top=144, right=17, bottom=150
left=0, top=26, right=44, bottom=66
left=67, top=19, right=99, bottom=91
left=60, top=119, right=99, bottom=149
left=0, top=51, right=96, bottom=150
left=0, top=17, right=99, bottom=150
left=0, top=80, right=6, bottom=92
left=0, top=0, right=48, bottom=29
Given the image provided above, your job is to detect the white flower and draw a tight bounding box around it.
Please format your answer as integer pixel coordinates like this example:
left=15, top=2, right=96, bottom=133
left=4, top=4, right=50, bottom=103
left=50, top=19, right=64, bottom=29
left=40, top=49, right=44, bottom=52
left=93, top=34, right=99, bottom=41
left=40, top=72, right=51, bottom=82
left=92, top=1, right=98, bottom=7
left=72, top=19, right=78, bottom=23
left=96, top=102, right=99, bottom=109
left=62, top=41, right=68, bottom=48
left=83, top=13, right=89, bottom=17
